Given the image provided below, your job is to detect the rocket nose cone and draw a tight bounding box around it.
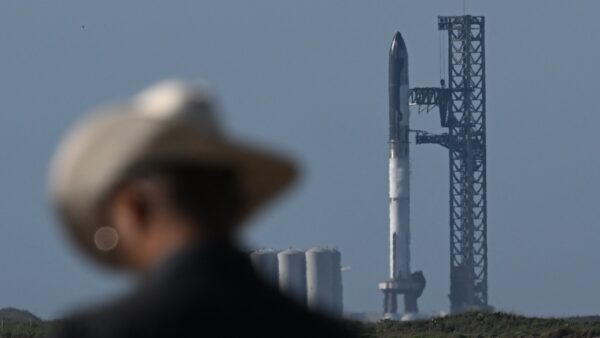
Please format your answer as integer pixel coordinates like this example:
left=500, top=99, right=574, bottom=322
left=390, top=31, right=407, bottom=57
left=393, top=31, right=403, bottom=42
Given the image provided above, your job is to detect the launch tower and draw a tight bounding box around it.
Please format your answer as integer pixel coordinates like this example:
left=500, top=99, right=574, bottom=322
left=409, top=15, right=489, bottom=313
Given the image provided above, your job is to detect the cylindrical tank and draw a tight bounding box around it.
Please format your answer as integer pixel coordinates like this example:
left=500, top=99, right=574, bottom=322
left=278, top=249, right=307, bottom=306
left=306, top=247, right=343, bottom=317
left=306, top=247, right=333, bottom=313
left=330, top=248, right=343, bottom=316
left=250, top=249, right=279, bottom=287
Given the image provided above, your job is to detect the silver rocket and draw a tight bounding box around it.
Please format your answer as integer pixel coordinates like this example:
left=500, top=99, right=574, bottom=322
left=379, top=32, right=425, bottom=318
left=388, top=31, right=411, bottom=283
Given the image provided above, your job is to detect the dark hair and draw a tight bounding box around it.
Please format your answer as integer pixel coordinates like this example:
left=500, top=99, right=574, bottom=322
left=126, top=162, right=243, bottom=229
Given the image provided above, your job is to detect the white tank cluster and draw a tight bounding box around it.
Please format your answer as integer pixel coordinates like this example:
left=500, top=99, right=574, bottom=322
left=250, top=247, right=343, bottom=317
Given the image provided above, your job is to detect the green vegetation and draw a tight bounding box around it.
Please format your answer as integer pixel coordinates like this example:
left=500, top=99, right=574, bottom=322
left=0, top=321, right=52, bottom=338
left=3, top=309, right=600, bottom=337
left=0, top=308, right=52, bottom=338
left=355, top=311, right=600, bottom=338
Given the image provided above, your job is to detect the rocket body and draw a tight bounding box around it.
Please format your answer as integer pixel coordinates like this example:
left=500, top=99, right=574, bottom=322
left=388, top=32, right=411, bottom=282
left=379, top=31, right=424, bottom=317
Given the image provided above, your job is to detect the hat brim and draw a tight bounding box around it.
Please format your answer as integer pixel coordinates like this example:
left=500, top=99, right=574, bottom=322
left=51, top=113, right=297, bottom=268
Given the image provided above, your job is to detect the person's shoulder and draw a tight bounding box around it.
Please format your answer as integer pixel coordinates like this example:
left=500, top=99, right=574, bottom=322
left=251, top=285, right=356, bottom=337
left=292, top=309, right=356, bottom=338
left=53, top=275, right=358, bottom=338
left=51, top=290, right=152, bottom=338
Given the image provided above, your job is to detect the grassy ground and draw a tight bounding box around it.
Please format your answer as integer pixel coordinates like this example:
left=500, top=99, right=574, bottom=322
left=2, top=311, right=600, bottom=337
left=354, top=312, right=600, bottom=338
left=0, top=321, right=52, bottom=338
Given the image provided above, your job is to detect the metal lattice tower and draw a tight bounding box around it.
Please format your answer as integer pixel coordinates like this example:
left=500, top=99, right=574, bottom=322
left=409, top=15, right=488, bottom=312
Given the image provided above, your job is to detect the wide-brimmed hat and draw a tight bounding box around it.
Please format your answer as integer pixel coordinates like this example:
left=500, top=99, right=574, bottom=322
left=49, top=80, right=297, bottom=267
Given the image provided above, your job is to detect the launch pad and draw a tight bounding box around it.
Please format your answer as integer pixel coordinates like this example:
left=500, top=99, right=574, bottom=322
left=379, top=273, right=425, bottom=316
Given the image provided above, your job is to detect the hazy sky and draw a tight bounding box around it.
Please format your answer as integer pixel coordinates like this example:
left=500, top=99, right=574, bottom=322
left=1, top=1, right=599, bottom=319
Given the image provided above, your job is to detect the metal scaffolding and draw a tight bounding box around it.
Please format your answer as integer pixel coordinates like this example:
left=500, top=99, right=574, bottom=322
left=409, top=15, right=488, bottom=312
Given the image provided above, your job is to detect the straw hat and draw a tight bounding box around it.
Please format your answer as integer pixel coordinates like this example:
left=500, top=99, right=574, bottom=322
left=49, top=80, right=297, bottom=266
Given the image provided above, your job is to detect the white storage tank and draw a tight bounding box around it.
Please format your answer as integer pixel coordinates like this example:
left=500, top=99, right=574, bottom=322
left=306, top=247, right=343, bottom=317
left=250, top=249, right=279, bottom=287
left=277, top=249, right=307, bottom=306
left=330, top=248, right=343, bottom=316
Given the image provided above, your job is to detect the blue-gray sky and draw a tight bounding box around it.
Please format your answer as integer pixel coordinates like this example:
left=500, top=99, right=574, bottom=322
left=1, top=1, right=599, bottom=319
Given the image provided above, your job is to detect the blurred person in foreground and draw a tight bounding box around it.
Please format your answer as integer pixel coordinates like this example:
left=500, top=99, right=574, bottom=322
left=49, top=80, right=355, bottom=338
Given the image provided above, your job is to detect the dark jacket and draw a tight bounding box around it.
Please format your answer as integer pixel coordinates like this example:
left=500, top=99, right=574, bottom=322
left=54, top=242, right=355, bottom=338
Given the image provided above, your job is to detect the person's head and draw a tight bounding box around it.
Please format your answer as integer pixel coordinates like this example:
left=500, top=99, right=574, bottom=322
left=103, top=163, right=242, bottom=271
left=49, top=80, right=297, bottom=272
